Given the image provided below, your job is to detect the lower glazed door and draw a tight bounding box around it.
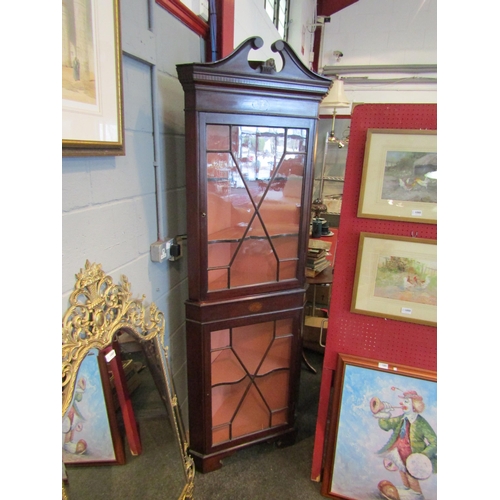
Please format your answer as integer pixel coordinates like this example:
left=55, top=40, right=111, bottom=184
left=186, top=307, right=303, bottom=472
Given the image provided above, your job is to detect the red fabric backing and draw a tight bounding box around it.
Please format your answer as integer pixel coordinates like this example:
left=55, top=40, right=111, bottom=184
left=310, top=103, right=437, bottom=481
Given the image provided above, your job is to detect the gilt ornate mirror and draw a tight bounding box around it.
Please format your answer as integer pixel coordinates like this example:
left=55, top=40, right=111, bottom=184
left=62, top=261, right=194, bottom=499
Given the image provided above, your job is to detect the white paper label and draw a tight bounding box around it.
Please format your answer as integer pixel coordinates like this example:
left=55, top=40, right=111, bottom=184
left=401, top=307, right=413, bottom=315
left=105, top=349, right=116, bottom=362
left=378, top=362, right=389, bottom=369
left=412, top=210, right=423, bottom=217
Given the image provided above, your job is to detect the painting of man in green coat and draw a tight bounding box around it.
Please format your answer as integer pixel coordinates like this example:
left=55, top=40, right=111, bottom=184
left=371, top=390, right=437, bottom=500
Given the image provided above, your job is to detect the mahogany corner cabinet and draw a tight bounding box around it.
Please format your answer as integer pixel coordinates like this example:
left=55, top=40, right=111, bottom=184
left=176, top=36, right=331, bottom=473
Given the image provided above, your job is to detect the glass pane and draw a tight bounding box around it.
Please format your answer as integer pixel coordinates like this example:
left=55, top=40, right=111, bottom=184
left=286, top=129, right=307, bottom=152
left=272, top=237, right=298, bottom=259
left=265, top=0, right=275, bottom=21
left=211, top=329, right=230, bottom=349
left=210, top=319, right=293, bottom=444
left=206, top=124, right=307, bottom=291
left=279, top=259, right=297, bottom=280
left=232, top=384, right=270, bottom=439
left=271, top=408, right=288, bottom=427
left=212, top=424, right=230, bottom=445
left=232, top=126, right=286, bottom=206
left=256, top=370, right=290, bottom=411
left=275, top=318, right=293, bottom=337
left=212, top=378, right=250, bottom=427
left=258, top=336, right=292, bottom=373
left=207, top=124, right=230, bottom=150
left=230, top=224, right=278, bottom=287
left=207, top=242, right=233, bottom=269
left=211, top=349, right=246, bottom=385
left=260, top=154, right=304, bottom=237
left=232, top=322, right=274, bottom=374
left=208, top=268, right=228, bottom=291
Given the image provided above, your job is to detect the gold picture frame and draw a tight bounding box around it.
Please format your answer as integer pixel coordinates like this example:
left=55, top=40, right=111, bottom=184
left=351, top=233, right=437, bottom=326
left=358, top=129, right=436, bottom=223
left=62, top=0, right=125, bottom=156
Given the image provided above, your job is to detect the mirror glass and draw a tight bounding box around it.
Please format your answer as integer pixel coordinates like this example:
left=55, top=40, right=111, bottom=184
left=62, top=261, right=194, bottom=500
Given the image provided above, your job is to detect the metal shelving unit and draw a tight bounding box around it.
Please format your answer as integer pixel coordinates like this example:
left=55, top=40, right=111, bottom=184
left=312, top=118, right=351, bottom=221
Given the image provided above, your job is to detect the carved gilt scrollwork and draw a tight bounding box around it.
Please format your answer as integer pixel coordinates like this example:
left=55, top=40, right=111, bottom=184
left=62, top=260, right=194, bottom=499
left=62, top=260, right=164, bottom=416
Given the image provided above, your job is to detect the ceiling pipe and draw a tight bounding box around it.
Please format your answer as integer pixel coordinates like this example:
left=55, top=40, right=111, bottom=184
left=209, top=0, right=217, bottom=61
left=322, top=64, right=437, bottom=75
left=149, top=0, right=167, bottom=242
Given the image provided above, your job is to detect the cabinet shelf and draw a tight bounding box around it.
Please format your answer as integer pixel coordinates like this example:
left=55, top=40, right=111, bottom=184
left=208, top=224, right=299, bottom=243
left=314, top=176, right=344, bottom=182
left=211, top=335, right=293, bottom=387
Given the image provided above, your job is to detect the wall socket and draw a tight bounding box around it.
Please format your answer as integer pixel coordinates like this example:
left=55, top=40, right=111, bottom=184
left=150, top=238, right=175, bottom=263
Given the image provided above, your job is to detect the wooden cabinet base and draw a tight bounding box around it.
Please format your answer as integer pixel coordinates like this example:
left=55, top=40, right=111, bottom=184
left=190, top=427, right=298, bottom=473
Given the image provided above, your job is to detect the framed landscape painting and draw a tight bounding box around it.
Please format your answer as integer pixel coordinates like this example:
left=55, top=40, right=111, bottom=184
left=358, top=129, right=437, bottom=223
left=351, top=233, right=437, bottom=326
left=62, top=0, right=124, bottom=156
left=321, top=354, right=437, bottom=500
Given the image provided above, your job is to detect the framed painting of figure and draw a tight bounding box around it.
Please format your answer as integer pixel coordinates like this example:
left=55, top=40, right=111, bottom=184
left=321, top=354, right=437, bottom=500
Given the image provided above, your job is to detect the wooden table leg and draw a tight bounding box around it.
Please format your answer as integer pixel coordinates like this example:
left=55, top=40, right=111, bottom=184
left=302, top=349, right=317, bottom=374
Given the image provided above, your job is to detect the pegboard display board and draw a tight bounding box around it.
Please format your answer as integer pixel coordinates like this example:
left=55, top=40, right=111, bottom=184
left=324, top=103, right=437, bottom=371
left=310, top=103, right=437, bottom=482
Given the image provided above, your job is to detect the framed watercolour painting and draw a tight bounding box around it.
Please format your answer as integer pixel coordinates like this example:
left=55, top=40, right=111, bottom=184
left=358, top=129, right=437, bottom=223
left=62, top=348, right=125, bottom=465
left=321, top=354, right=437, bottom=500
left=351, top=233, right=436, bottom=326
left=62, top=0, right=125, bottom=156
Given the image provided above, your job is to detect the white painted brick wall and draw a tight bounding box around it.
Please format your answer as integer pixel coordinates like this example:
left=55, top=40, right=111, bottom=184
left=62, top=0, right=202, bottom=417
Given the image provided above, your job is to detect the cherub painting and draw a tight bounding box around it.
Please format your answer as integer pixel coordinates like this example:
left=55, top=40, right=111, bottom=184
left=62, top=349, right=117, bottom=464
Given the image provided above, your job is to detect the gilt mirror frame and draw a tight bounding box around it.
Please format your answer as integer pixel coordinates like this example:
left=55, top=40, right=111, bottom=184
left=62, top=261, right=194, bottom=499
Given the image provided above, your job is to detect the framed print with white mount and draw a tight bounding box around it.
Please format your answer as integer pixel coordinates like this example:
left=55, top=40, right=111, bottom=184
left=62, top=0, right=125, bottom=156
left=358, top=129, right=436, bottom=223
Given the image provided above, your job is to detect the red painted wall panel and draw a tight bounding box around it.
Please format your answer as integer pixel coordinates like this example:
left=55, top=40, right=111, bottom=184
left=311, top=103, right=437, bottom=481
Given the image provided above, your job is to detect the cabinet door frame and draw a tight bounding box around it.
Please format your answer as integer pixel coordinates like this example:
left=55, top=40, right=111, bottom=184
left=186, top=305, right=304, bottom=457
left=187, top=112, right=318, bottom=302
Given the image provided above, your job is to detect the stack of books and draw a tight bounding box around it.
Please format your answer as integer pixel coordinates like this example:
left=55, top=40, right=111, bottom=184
left=306, top=240, right=332, bottom=277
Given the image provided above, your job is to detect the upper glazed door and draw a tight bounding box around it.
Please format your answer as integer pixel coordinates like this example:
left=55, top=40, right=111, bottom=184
left=201, top=114, right=314, bottom=298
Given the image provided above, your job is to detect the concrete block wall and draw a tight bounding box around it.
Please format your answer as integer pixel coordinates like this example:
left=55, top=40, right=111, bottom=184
left=62, top=0, right=203, bottom=422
